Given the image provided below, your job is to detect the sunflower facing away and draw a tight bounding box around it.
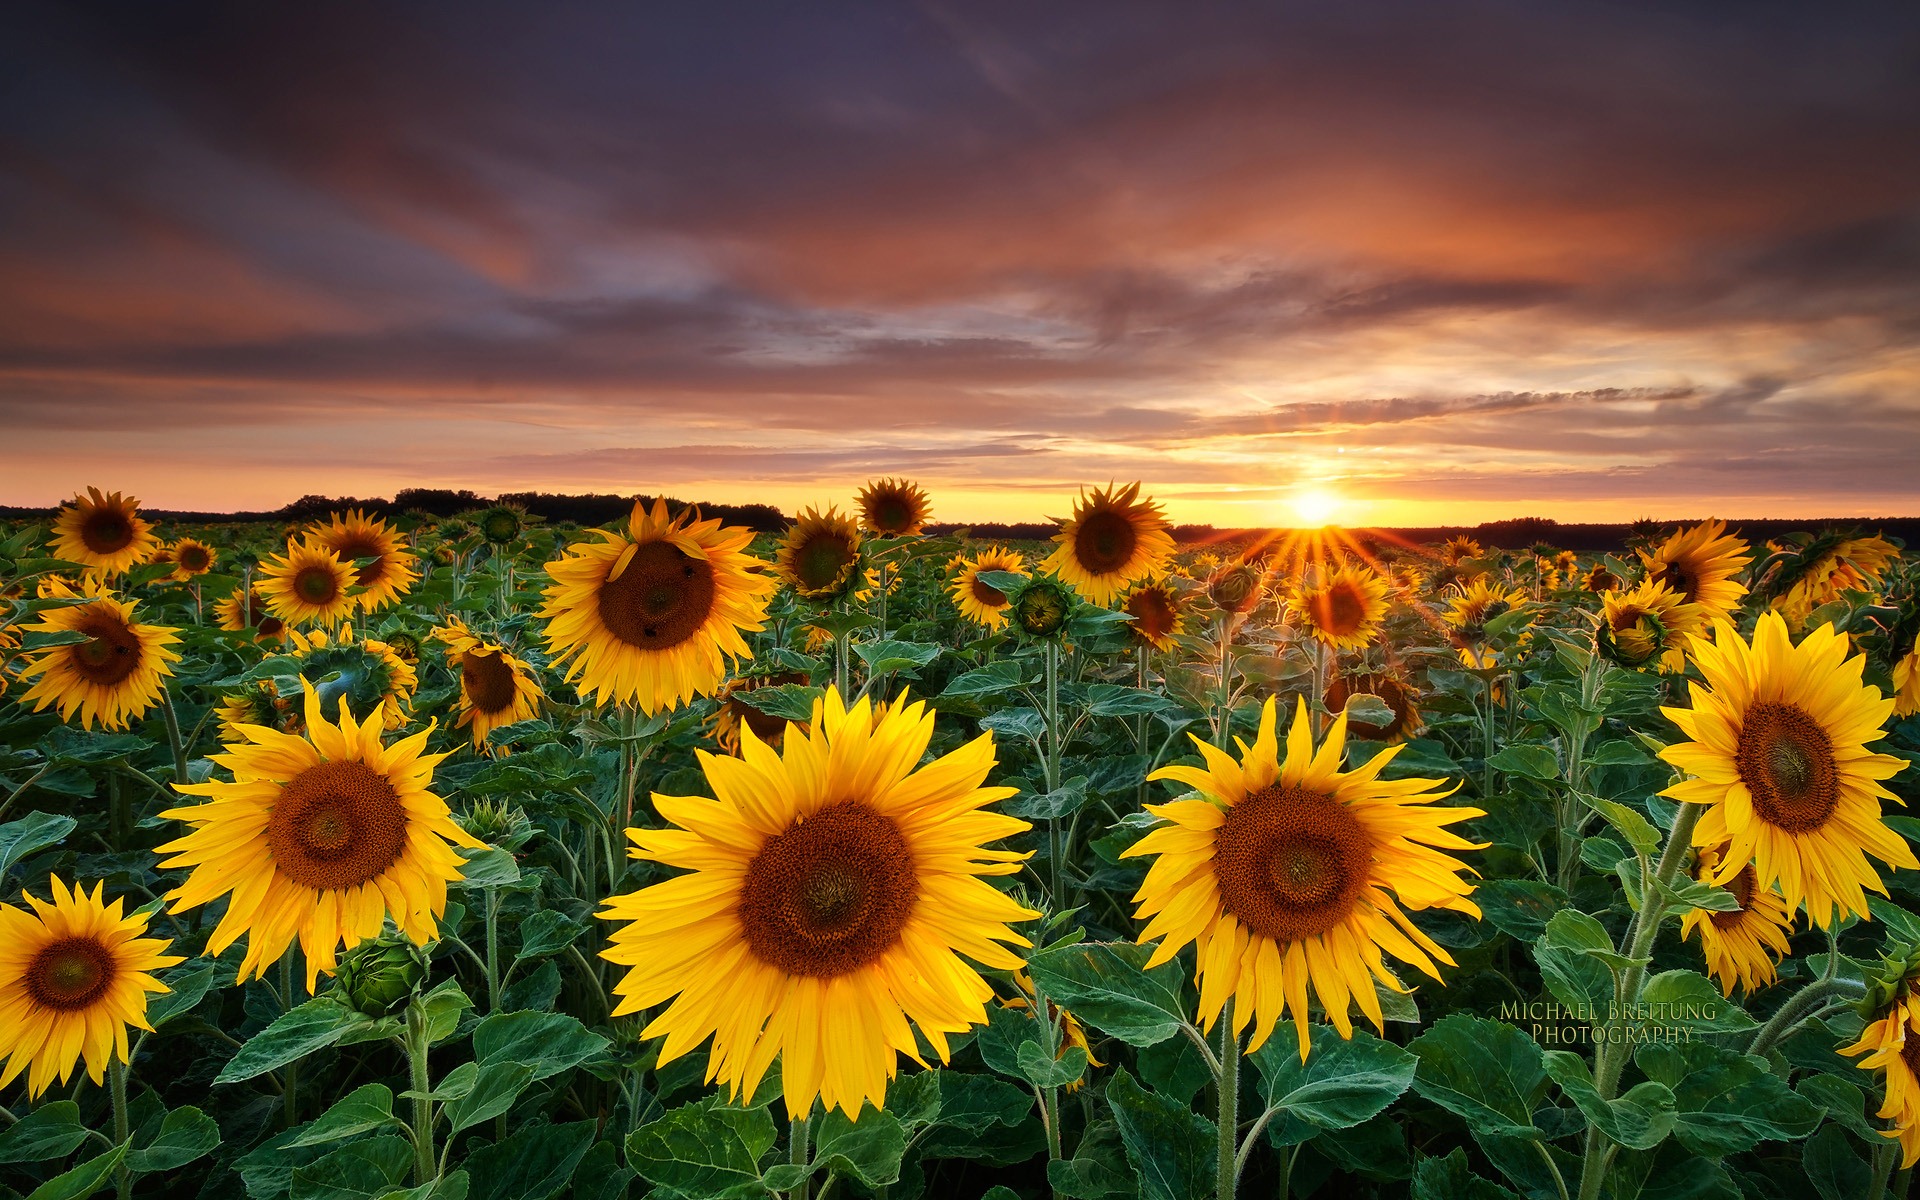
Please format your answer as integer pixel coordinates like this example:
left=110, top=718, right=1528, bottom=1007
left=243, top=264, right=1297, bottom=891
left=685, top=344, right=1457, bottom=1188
left=1769, top=533, right=1900, bottom=629
left=1042, top=483, right=1175, bottom=606
left=159, top=683, right=482, bottom=989
left=1324, top=671, right=1423, bottom=744
left=259, top=540, right=358, bottom=628
left=431, top=619, right=542, bottom=752
left=856, top=477, right=932, bottom=536
left=704, top=670, right=811, bottom=753
left=1659, top=612, right=1913, bottom=929
left=215, top=585, right=288, bottom=644
left=1287, top=566, right=1391, bottom=652
left=0, top=878, right=183, bottom=1099
left=1122, top=578, right=1187, bottom=653
left=1125, top=696, right=1484, bottom=1057
left=777, top=506, right=866, bottom=603
left=1678, top=844, right=1792, bottom=997
left=1594, top=579, right=1703, bottom=673
left=598, top=689, right=1038, bottom=1117
left=17, top=583, right=181, bottom=730
left=1841, top=963, right=1920, bottom=1169
left=309, top=509, right=421, bottom=612
left=288, top=625, right=418, bottom=731
left=950, top=547, right=1025, bottom=631
left=1896, top=631, right=1920, bottom=719
left=216, top=680, right=286, bottom=740
left=48, top=487, right=161, bottom=578
left=541, top=498, right=776, bottom=713
left=1639, top=519, right=1751, bottom=622
left=168, top=537, right=217, bottom=581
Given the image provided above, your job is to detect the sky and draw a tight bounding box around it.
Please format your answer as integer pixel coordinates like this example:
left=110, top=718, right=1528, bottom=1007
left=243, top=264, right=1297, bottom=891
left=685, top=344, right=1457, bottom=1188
left=2, top=1, right=1918, bottom=528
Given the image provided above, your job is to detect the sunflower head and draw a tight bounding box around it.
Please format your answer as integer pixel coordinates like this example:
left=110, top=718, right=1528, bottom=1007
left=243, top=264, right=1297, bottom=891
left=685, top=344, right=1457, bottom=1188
left=1041, top=483, right=1176, bottom=605
left=1895, top=630, right=1920, bottom=720
left=48, top=487, right=161, bottom=578
left=217, top=680, right=287, bottom=739
left=950, top=547, right=1025, bottom=631
left=1439, top=536, right=1483, bottom=567
left=1638, top=520, right=1751, bottom=620
left=1442, top=578, right=1529, bottom=648
left=777, top=506, right=865, bottom=602
left=1122, top=578, right=1187, bottom=652
left=856, top=477, right=932, bottom=536
left=1010, top=576, right=1074, bottom=640
left=1763, top=531, right=1902, bottom=629
left=430, top=619, right=542, bottom=752
left=0, top=878, right=184, bottom=1098
left=17, top=589, right=182, bottom=730
left=1677, top=844, right=1793, bottom=997
left=1286, top=567, right=1390, bottom=652
left=1594, top=580, right=1702, bottom=673
left=215, top=585, right=289, bottom=644
left=170, top=537, right=217, bottom=579
left=1207, top=561, right=1266, bottom=615
left=259, top=540, right=359, bottom=627
left=1583, top=563, right=1621, bottom=593
left=472, top=504, right=529, bottom=547
left=1323, top=671, right=1423, bottom=743
left=289, top=625, right=417, bottom=731
left=309, top=509, right=421, bottom=612
left=706, top=670, right=813, bottom=753
left=1841, top=952, right=1920, bottom=1168
left=330, top=930, right=428, bottom=1016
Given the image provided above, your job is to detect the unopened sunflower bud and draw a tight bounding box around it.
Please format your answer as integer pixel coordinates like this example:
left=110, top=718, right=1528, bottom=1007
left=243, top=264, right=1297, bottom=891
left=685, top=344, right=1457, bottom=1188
left=1011, top=578, right=1072, bottom=639
left=332, top=931, right=427, bottom=1016
left=1207, top=562, right=1264, bottom=615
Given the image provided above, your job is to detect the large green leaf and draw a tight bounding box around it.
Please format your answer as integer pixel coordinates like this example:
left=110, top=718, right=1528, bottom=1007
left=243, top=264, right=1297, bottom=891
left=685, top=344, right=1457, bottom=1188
left=285, top=1085, right=400, bottom=1149
left=0, top=812, right=78, bottom=883
left=1410, top=1148, right=1523, bottom=1200
left=1541, top=1052, right=1676, bottom=1150
left=809, top=1106, right=907, bottom=1189
left=1027, top=941, right=1193, bottom=1048
left=216, top=997, right=375, bottom=1084
left=1474, top=880, right=1569, bottom=942
left=442, top=1062, right=536, bottom=1134
left=1408, top=1015, right=1547, bottom=1141
left=1635, top=1042, right=1822, bottom=1155
left=1802, top=1125, right=1875, bottom=1200
left=1248, top=1022, right=1417, bottom=1145
left=123, top=1105, right=221, bottom=1173
left=1105, top=1069, right=1216, bottom=1200
left=0, top=1101, right=87, bottom=1165
left=289, top=1136, right=412, bottom=1200
left=626, top=1098, right=776, bottom=1198
left=1046, top=1120, right=1134, bottom=1199
left=24, top=1144, right=126, bottom=1200
left=1487, top=744, right=1558, bottom=782
left=914, top=1072, right=1045, bottom=1166
left=853, top=639, right=941, bottom=675
left=471, top=1011, right=610, bottom=1082
left=465, top=1121, right=597, bottom=1200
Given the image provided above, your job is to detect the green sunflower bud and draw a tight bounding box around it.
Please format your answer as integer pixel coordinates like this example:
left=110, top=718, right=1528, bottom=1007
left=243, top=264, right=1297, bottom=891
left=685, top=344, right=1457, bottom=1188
left=1207, top=563, right=1264, bottom=615
left=1859, top=939, right=1920, bottom=1019
left=1011, top=578, right=1072, bottom=639
left=459, top=797, right=534, bottom=852
left=331, top=931, right=427, bottom=1017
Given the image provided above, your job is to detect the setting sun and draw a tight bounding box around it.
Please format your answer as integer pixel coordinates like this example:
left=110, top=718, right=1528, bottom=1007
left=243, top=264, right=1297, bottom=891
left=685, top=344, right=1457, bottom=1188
left=1288, top=487, right=1342, bottom=527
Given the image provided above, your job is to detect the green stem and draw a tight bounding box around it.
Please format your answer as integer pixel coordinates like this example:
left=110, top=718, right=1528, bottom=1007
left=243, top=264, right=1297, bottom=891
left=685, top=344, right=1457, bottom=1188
left=1134, top=646, right=1150, bottom=810
left=282, top=953, right=300, bottom=1127
left=1044, top=640, right=1063, bottom=904
left=406, top=999, right=435, bottom=1187
left=1747, top=976, right=1860, bottom=1058
left=485, top=888, right=503, bottom=1013
left=109, top=1058, right=131, bottom=1200
left=108, top=772, right=130, bottom=853
left=1873, top=1134, right=1900, bottom=1200
left=160, top=683, right=189, bottom=783
left=1216, top=996, right=1239, bottom=1200
left=790, top=1111, right=812, bottom=1200
left=0, top=764, right=48, bottom=825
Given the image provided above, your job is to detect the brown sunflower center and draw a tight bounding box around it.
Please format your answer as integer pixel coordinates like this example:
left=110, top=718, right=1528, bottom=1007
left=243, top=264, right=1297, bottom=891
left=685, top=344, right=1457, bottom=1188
left=295, top=564, right=342, bottom=605
left=598, top=540, right=717, bottom=649
left=1735, top=701, right=1838, bottom=834
left=177, top=545, right=211, bottom=571
left=332, top=536, right=386, bottom=585
left=80, top=508, right=135, bottom=555
left=1214, top=785, right=1371, bottom=943
left=1657, top=562, right=1696, bottom=603
left=70, top=611, right=142, bottom=686
left=462, top=650, right=517, bottom=713
left=870, top=495, right=914, bottom=534
left=738, top=801, right=916, bottom=978
left=1313, top=583, right=1366, bottom=635
left=1073, top=509, right=1138, bottom=575
left=1904, top=1026, right=1920, bottom=1081
left=1327, top=674, right=1409, bottom=740
left=793, top=534, right=855, bottom=593
left=267, top=760, right=410, bottom=890
left=1709, top=864, right=1758, bottom=930
left=970, top=576, right=1008, bottom=607
left=1128, top=589, right=1176, bottom=641
left=25, top=937, right=116, bottom=1011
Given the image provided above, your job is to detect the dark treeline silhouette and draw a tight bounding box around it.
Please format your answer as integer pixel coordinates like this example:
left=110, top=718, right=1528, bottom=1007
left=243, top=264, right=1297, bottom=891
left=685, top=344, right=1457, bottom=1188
left=0, top=491, right=787, bottom=533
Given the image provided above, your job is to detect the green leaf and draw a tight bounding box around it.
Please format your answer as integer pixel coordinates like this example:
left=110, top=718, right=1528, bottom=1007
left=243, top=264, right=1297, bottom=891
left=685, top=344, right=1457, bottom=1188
left=1026, top=941, right=1193, bottom=1048
left=25, top=1144, right=126, bottom=1200
left=731, top=683, right=824, bottom=722
left=465, top=1121, right=597, bottom=1200
left=1047, top=1120, right=1134, bottom=1199
left=853, top=639, right=941, bottom=674
left=1487, top=744, right=1559, bottom=782
left=1585, top=740, right=1654, bottom=767
left=1081, top=684, right=1181, bottom=717
left=1105, top=1069, right=1216, bottom=1200
left=513, top=909, right=586, bottom=960
left=285, top=1085, right=399, bottom=1150
left=1543, top=909, right=1641, bottom=971
left=1573, top=792, right=1661, bottom=857
left=914, top=1072, right=1045, bottom=1166
left=454, top=847, right=522, bottom=889
left=417, top=980, right=473, bottom=1045
left=1796, top=1074, right=1880, bottom=1142
left=937, top=660, right=1033, bottom=698
left=1016, top=1042, right=1090, bottom=1089
left=1659, top=879, right=1742, bottom=913
left=1631, top=972, right=1756, bottom=1035
left=1249, top=1022, right=1417, bottom=1144
left=0, top=812, right=79, bottom=882
left=1475, top=880, right=1569, bottom=942
left=1541, top=1051, right=1676, bottom=1150
left=216, top=997, right=374, bottom=1084
left=974, top=569, right=1028, bottom=594
left=443, top=1062, right=536, bottom=1134
left=881, top=1072, right=941, bottom=1131
left=1635, top=1042, right=1822, bottom=1155
left=1408, top=1015, right=1547, bottom=1141
left=1530, top=935, right=1612, bottom=1025
left=124, top=1105, right=221, bottom=1173
left=373, top=1171, right=469, bottom=1200
left=290, top=1135, right=412, bottom=1200
left=625, top=1098, right=776, bottom=1197
left=1803, top=1124, right=1875, bottom=1200
left=810, top=1106, right=907, bottom=1189
left=1410, top=1147, right=1523, bottom=1200
left=1340, top=693, right=1399, bottom=728
left=472, top=1011, right=610, bottom=1082
left=144, top=963, right=216, bottom=1029
left=0, top=1101, right=88, bottom=1165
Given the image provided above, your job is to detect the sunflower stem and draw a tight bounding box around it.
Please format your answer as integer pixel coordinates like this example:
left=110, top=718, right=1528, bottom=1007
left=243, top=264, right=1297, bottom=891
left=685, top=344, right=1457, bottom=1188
left=1216, top=996, right=1239, bottom=1200
left=484, top=887, right=503, bottom=1014
left=1044, top=639, right=1064, bottom=905
left=109, top=1058, right=131, bottom=1200
left=1873, top=1129, right=1901, bottom=1200
left=281, top=953, right=300, bottom=1127
left=1746, top=974, right=1862, bottom=1058
left=161, top=682, right=190, bottom=786
left=405, top=997, right=436, bottom=1187
left=108, top=772, right=130, bottom=854
left=789, top=1110, right=812, bottom=1200
left=1134, top=646, right=1149, bottom=810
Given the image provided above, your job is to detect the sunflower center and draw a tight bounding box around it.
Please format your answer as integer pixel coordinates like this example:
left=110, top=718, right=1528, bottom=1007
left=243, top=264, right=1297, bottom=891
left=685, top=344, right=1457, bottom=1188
left=1315, top=584, right=1366, bottom=635
left=333, top=536, right=386, bottom=585
left=70, top=612, right=142, bottom=686
left=1657, top=562, right=1695, bottom=602
left=971, top=577, right=1008, bottom=606
left=1214, top=785, right=1371, bottom=943
left=177, top=545, right=211, bottom=571
left=267, top=760, right=410, bottom=890
left=598, top=541, right=717, bottom=649
left=1073, top=509, right=1138, bottom=575
left=738, top=801, right=916, bottom=978
left=1904, top=1028, right=1920, bottom=1081
left=873, top=497, right=912, bottom=534
left=461, top=649, right=517, bottom=713
left=1709, top=864, right=1758, bottom=930
left=25, top=937, right=116, bottom=1011
left=1128, top=589, right=1176, bottom=640
left=1735, top=701, right=1838, bottom=833
left=1328, top=674, right=1408, bottom=739
left=295, top=565, right=342, bottom=605
left=794, top=535, right=855, bottom=593
left=80, top=509, right=135, bottom=555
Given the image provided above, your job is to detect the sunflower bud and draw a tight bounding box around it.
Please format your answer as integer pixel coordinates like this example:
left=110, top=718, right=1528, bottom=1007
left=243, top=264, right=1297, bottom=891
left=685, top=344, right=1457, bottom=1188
left=476, top=505, right=525, bottom=546
left=331, top=931, right=427, bottom=1016
left=1859, top=940, right=1920, bottom=1020
left=459, top=797, right=534, bottom=852
left=1207, top=563, right=1264, bottom=615
left=1011, top=578, right=1072, bottom=639
left=1595, top=607, right=1668, bottom=669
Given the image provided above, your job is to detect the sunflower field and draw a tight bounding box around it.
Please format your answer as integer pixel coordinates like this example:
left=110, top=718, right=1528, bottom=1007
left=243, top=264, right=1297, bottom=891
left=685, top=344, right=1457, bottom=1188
left=3, top=482, right=1920, bottom=1200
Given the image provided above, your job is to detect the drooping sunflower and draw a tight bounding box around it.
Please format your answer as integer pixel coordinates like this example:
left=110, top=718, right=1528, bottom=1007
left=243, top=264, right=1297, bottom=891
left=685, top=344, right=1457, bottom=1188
left=258, top=540, right=358, bottom=628
left=168, top=537, right=217, bottom=581
left=704, top=670, right=812, bottom=753
left=1896, top=632, right=1920, bottom=719
left=159, top=683, right=482, bottom=989
left=48, top=488, right=161, bottom=578
left=1125, top=696, right=1484, bottom=1057
left=1840, top=959, right=1920, bottom=1169
left=949, top=546, right=1024, bottom=631
left=1659, top=613, right=1913, bottom=929
left=856, top=478, right=932, bottom=537
left=430, top=619, right=542, bottom=752
left=599, top=689, right=1038, bottom=1117
left=1042, top=483, right=1175, bottom=606
left=0, top=878, right=183, bottom=1099
left=1678, top=844, right=1792, bottom=997
left=1594, top=579, right=1703, bottom=673
left=1438, top=535, right=1483, bottom=567
left=308, top=509, right=421, bottom=612
left=1442, top=578, right=1530, bottom=667
left=16, top=584, right=181, bottom=730
left=776, top=506, right=865, bottom=603
left=1122, top=578, right=1187, bottom=653
left=215, top=585, right=289, bottom=644
left=1323, top=671, right=1423, bottom=744
left=1639, top=520, right=1751, bottom=622
left=288, top=625, right=417, bottom=731
left=1287, top=566, right=1391, bottom=652
left=1769, top=533, right=1901, bottom=629
left=1583, top=563, right=1622, bottom=593
left=541, top=498, right=776, bottom=713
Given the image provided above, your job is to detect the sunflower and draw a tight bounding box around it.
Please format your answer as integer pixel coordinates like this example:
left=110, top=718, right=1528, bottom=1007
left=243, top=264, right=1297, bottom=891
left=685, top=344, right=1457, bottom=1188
left=1324, top=672, right=1423, bottom=743
left=430, top=619, right=542, bottom=752
left=1555, top=550, right=1579, bottom=575
left=776, top=506, right=865, bottom=602
left=1442, top=578, right=1530, bottom=666
left=1639, top=520, right=1751, bottom=622
left=950, top=547, right=1025, bottom=631
left=1010, top=576, right=1073, bottom=640
left=169, top=537, right=217, bottom=581
left=258, top=540, right=358, bottom=628
left=1122, top=578, right=1187, bottom=653
left=1207, top=561, right=1266, bottom=616
left=0, top=878, right=183, bottom=1099
left=1439, top=536, right=1483, bottom=567
left=1770, top=534, right=1901, bottom=629
left=215, top=585, right=289, bottom=644
left=1896, top=631, right=1920, bottom=719
left=856, top=478, right=932, bottom=537
left=309, top=510, right=421, bottom=612
left=48, top=488, right=161, bottom=578
left=1125, top=696, right=1484, bottom=1057
left=541, top=498, right=776, bottom=713
left=216, top=680, right=286, bottom=740
left=705, top=670, right=812, bottom=753
left=16, top=584, right=181, bottom=730
left=1841, top=977, right=1920, bottom=1168
left=1659, top=613, right=1913, bottom=929
left=598, top=689, right=1038, bottom=1117
left=1594, top=579, right=1703, bottom=673
left=159, top=683, right=483, bottom=989
left=1287, top=567, right=1390, bottom=652
left=1583, top=563, right=1621, bottom=593
left=1040, top=483, right=1174, bottom=606
left=472, top=504, right=529, bottom=547
left=1002, top=972, right=1104, bottom=1094
left=1678, top=844, right=1792, bottom=997
left=289, top=625, right=417, bottom=731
